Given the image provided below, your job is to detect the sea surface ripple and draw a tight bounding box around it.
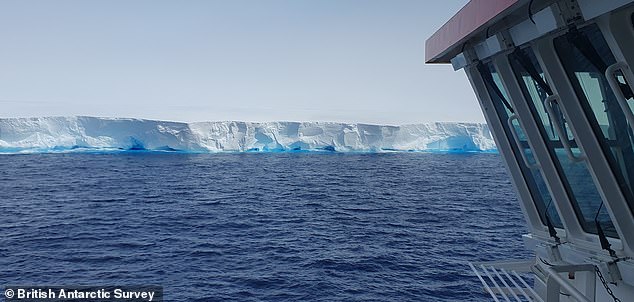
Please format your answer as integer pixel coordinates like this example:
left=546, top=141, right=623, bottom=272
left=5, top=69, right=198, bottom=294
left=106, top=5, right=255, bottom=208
left=0, top=153, right=529, bottom=301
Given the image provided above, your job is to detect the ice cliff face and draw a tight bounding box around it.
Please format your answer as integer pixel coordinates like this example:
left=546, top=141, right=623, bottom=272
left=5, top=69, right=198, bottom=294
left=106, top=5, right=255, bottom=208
left=0, top=116, right=496, bottom=153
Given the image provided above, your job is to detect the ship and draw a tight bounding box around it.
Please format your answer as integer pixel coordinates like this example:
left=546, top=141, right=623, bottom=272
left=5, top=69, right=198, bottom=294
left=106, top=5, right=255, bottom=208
left=426, top=0, right=634, bottom=301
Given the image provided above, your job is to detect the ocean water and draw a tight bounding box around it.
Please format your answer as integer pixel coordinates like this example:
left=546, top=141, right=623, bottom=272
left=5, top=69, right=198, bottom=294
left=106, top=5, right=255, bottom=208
left=0, top=152, right=530, bottom=301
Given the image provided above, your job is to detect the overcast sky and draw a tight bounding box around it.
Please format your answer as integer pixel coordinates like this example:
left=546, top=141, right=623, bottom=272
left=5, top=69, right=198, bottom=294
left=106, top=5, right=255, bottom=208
left=0, top=0, right=479, bottom=125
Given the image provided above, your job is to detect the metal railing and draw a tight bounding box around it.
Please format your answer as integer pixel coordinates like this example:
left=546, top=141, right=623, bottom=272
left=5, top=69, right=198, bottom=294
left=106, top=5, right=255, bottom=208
left=470, top=259, right=541, bottom=302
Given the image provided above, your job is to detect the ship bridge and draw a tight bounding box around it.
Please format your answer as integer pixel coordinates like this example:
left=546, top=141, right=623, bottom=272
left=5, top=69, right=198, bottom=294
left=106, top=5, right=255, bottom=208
left=427, top=1, right=634, bottom=301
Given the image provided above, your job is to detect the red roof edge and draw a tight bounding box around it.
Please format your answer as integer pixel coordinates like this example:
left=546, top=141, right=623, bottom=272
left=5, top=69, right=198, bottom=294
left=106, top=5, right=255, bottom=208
left=425, top=0, right=519, bottom=63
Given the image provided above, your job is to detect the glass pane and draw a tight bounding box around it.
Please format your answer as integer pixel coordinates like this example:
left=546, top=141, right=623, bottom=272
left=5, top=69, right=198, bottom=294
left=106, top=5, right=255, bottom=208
left=479, top=62, right=562, bottom=228
left=554, top=24, right=634, bottom=231
left=509, top=47, right=614, bottom=236
left=521, top=75, right=559, bottom=140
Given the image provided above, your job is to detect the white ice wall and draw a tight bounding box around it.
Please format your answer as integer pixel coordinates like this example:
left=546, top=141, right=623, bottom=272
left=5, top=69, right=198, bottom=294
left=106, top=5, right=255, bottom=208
left=0, top=117, right=496, bottom=152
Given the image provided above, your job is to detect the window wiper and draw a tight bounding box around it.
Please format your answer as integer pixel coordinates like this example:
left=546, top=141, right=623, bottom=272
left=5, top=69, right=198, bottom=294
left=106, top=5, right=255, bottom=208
left=595, top=203, right=617, bottom=257
left=568, top=27, right=634, bottom=99
left=568, top=27, right=608, bottom=72
left=509, top=47, right=563, bottom=139
left=543, top=199, right=561, bottom=243
left=545, top=214, right=561, bottom=244
left=477, top=62, right=515, bottom=114
left=510, top=47, right=553, bottom=96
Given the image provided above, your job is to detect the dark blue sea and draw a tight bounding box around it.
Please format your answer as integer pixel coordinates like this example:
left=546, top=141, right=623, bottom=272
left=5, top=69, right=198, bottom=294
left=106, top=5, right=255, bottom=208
left=0, top=152, right=530, bottom=301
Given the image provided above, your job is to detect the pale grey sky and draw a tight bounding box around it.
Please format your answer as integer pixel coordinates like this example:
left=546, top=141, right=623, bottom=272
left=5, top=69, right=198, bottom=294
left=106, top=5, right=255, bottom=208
left=0, top=0, right=480, bottom=124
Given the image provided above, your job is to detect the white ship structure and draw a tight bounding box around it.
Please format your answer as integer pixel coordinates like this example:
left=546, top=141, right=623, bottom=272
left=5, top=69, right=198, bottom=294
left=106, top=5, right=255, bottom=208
left=427, top=0, right=634, bottom=301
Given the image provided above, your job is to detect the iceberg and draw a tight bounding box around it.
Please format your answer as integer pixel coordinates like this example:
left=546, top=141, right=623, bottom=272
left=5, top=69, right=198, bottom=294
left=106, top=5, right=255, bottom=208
left=0, top=116, right=496, bottom=153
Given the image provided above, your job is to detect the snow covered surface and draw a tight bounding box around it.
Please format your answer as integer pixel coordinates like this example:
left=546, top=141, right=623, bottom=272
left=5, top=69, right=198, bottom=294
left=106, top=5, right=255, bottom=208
left=0, top=116, right=496, bottom=153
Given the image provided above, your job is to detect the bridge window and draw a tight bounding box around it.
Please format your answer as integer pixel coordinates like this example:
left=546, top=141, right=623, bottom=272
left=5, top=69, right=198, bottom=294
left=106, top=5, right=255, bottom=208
left=478, top=61, right=562, bottom=229
left=554, top=24, right=634, bottom=235
left=509, top=46, right=616, bottom=237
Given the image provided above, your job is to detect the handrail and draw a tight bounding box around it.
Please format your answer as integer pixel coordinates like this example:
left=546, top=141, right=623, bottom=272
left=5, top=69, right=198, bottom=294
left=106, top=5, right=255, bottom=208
left=470, top=260, right=544, bottom=302
left=481, top=265, right=512, bottom=302
left=605, top=62, right=634, bottom=135
left=468, top=262, right=501, bottom=302
left=507, top=114, right=540, bottom=169
left=491, top=267, right=521, bottom=301
left=500, top=268, right=541, bottom=301
left=543, top=95, right=586, bottom=162
left=512, top=270, right=544, bottom=302
left=500, top=268, right=532, bottom=301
